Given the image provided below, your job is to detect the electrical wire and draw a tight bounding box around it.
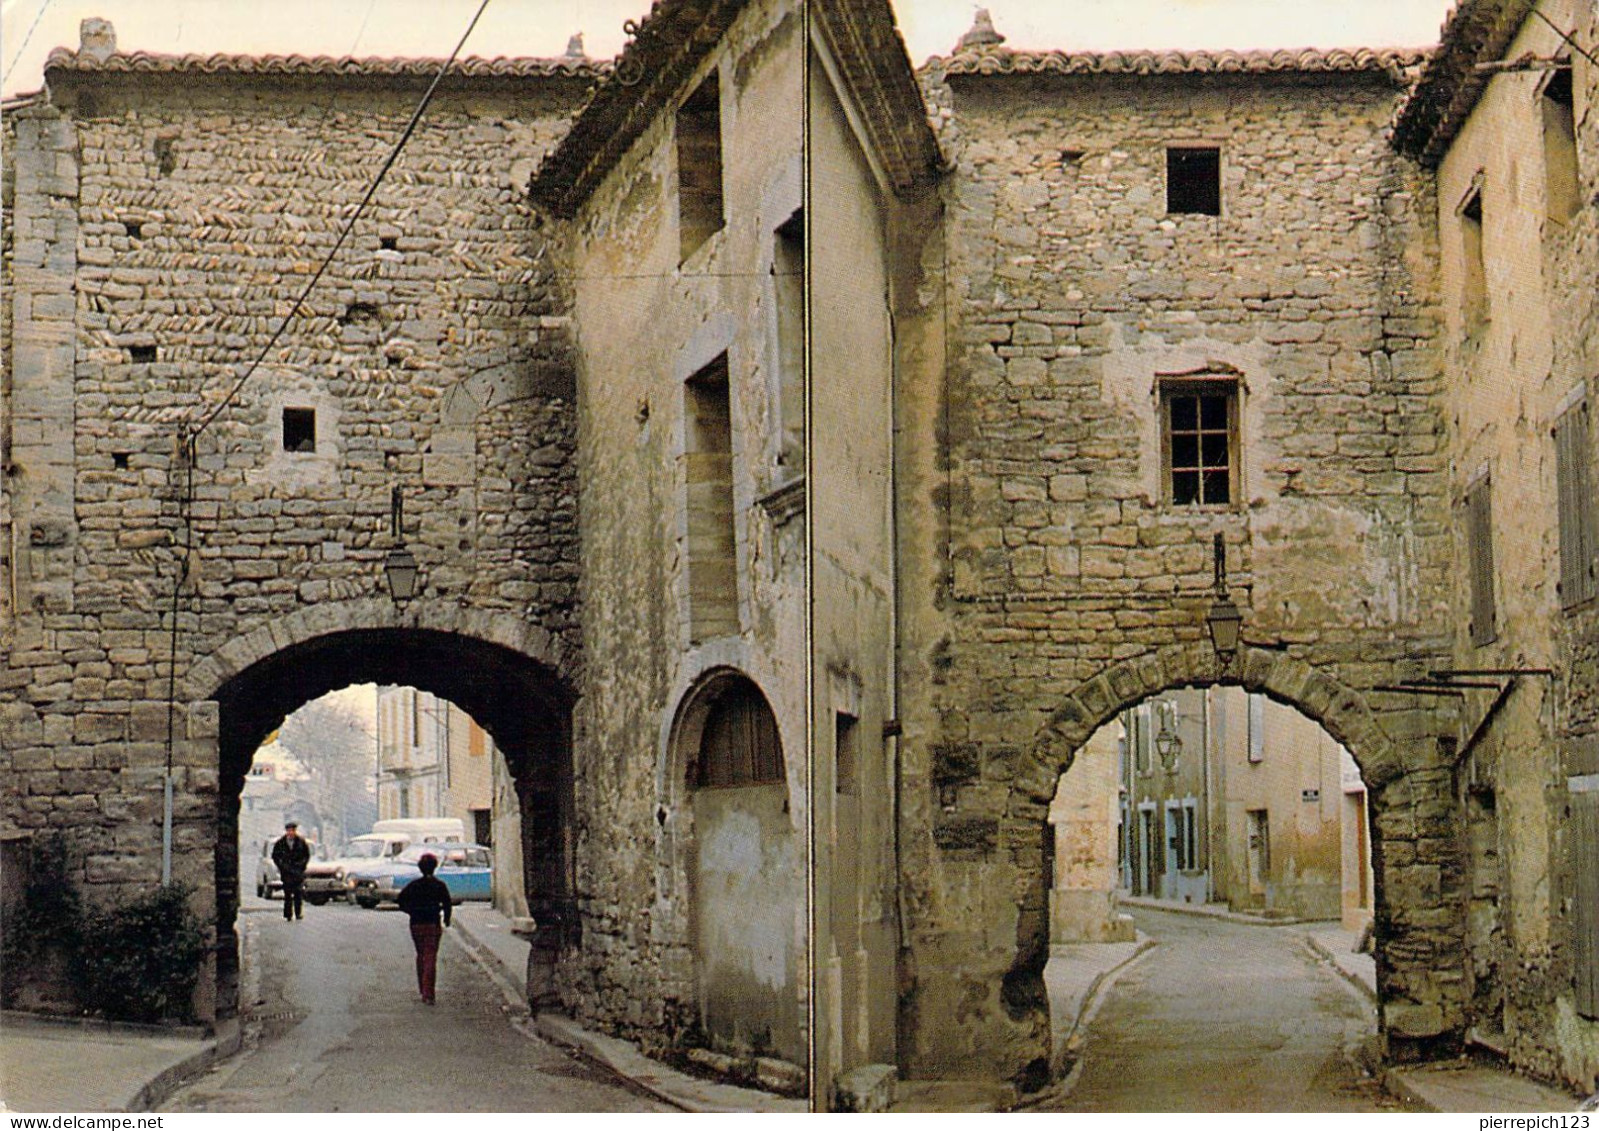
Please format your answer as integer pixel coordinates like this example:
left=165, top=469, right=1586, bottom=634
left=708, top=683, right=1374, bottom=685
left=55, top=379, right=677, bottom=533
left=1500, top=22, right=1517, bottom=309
left=349, top=0, right=381, bottom=57
left=1531, top=8, right=1598, bottom=70
left=187, top=0, right=494, bottom=442
left=1, top=0, right=54, bottom=89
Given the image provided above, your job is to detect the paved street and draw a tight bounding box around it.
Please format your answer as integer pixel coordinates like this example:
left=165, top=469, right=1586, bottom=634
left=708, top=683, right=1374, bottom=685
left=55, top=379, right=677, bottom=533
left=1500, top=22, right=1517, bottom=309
left=160, top=896, right=670, bottom=1112
left=1048, top=908, right=1405, bottom=1112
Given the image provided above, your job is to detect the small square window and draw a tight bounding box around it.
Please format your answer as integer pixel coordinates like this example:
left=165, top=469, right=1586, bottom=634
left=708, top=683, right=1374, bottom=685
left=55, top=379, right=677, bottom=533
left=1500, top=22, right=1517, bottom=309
left=282, top=407, right=316, bottom=453
left=1167, top=147, right=1221, bottom=215
left=1161, top=379, right=1237, bottom=505
left=129, top=344, right=157, bottom=364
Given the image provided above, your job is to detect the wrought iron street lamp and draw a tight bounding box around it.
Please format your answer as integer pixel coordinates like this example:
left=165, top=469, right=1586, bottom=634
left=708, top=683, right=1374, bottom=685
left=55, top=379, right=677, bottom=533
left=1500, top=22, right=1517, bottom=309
left=384, top=485, right=419, bottom=603
left=1206, top=532, right=1242, bottom=667
left=1155, top=706, right=1183, bottom=775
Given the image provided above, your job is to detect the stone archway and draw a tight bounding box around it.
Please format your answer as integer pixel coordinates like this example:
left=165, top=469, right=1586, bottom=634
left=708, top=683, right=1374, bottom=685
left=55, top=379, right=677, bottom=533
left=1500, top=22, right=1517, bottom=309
left=917, top=641, right=1465, bottom=1089
left=662, top=666, right=804, bottom=1069
left=184, top=599, right=577, bottom=1020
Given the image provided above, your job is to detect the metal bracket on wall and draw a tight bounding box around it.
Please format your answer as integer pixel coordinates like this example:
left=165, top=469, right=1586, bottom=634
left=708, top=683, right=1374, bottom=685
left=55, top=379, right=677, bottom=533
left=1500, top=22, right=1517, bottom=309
left=1373, top=669, right=1556, bottom=767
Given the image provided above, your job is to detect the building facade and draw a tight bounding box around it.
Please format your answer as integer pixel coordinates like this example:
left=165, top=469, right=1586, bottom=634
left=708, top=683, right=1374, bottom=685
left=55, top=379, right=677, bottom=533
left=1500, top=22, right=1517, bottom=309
left=1112, top=688, right=1367, bottom=922
left=1395, top=0, right=1599, bottom=1089
left=374, top=685, right=492, bottom=839
left=5, top=0, right=1599, bottom=1105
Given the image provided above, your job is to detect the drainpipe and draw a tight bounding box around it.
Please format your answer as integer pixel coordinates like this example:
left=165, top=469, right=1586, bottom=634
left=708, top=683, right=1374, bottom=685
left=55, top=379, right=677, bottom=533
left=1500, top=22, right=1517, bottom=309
left=802, top=15, right=818, bottom=1108
left=161, top=775, right=173, bottom=886
left=1201, top=688, right=1212, bottom=904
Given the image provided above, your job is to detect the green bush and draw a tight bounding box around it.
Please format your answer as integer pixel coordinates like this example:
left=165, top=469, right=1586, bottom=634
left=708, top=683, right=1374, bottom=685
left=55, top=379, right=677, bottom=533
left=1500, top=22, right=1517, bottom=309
left=73, top=884, right=208, bottom=1024
left=1, top=836, right=84, bottom=1007
left=1, top=837, right=207, bottom=1024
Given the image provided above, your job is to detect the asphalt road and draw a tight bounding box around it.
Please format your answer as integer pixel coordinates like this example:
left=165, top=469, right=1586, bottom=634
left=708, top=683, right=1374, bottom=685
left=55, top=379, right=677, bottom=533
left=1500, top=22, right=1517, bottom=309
left=159, top=895, right=671, bottom=1113
left=1048, top=907, right=1404, bottom=1112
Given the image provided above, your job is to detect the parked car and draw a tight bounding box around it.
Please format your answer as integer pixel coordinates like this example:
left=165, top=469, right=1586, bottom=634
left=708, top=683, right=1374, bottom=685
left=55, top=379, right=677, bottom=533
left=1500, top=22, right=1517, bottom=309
left=254, top=836, right=326, bottom=899
left=302, top=835, right=404, bottom=904
left=349, top=843, right=492, bottom=909
left=302, top=822, right=467, bottom=904
left=255, top=838, right=281, bottom=899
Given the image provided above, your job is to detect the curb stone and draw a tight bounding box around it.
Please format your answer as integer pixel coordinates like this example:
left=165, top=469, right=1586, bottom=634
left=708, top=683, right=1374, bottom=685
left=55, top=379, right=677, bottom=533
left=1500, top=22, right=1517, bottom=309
left=448, top=912, right=799, bottom=1112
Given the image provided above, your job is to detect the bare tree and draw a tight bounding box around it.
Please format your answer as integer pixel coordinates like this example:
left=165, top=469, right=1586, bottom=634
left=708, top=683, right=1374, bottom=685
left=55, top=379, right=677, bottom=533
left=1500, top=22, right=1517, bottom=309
left=277, top=695, right=377, bottom=846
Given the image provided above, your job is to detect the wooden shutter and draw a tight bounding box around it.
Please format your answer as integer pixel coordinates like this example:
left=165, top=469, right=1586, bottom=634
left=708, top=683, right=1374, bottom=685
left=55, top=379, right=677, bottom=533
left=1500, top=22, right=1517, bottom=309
left=698, top=679, right=784, bottom=788
left=1556, top=402, right=1596, bottom=609
left=1570, top=781, right=1599, bottom=1018
left=1466, top=478, right=1497, bottom=647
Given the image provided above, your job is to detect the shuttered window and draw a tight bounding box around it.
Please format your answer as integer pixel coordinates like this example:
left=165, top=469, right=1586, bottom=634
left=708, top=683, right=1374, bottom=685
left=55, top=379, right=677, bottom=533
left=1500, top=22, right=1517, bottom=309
left=1556, top=401, right=1597, bottom=609
left=695, top=677, right=784, bottom=788
left=1466, top=477, right=1497, bottom=647
left=1570, top=781, right=1599, bottom=1018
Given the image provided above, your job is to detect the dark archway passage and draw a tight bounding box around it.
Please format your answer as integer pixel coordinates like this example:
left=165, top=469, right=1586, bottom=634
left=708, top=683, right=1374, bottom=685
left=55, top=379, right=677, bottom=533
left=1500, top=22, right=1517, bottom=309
left=1040, top=687, right=1379, bottom=1098
left=209, top=628, right=574, bottom=1019
left=887, top=643, right=1466, bottom=1089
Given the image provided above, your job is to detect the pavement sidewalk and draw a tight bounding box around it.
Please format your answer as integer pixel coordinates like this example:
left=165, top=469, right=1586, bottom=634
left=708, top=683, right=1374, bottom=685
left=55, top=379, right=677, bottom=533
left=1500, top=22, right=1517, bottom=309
left=448, top=903, right=804, bottom=1112
left=0, top=1011, right=236, bottom=1114
left=1123, top=896, right=1583, bottom=1113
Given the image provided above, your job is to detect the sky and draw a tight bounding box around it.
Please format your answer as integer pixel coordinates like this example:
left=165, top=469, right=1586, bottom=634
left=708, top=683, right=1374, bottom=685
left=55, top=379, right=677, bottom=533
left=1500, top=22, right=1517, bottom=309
left=3, top=0, right=1460, bottom=98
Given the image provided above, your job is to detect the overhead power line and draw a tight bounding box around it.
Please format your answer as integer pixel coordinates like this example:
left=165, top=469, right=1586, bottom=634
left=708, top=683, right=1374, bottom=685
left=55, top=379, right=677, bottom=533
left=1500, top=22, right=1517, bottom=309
left=188, top=0, right=494, bottom=442
left=1531, top=9, right=1599, bottom=70
left=2, top=0, right=54, bottom=89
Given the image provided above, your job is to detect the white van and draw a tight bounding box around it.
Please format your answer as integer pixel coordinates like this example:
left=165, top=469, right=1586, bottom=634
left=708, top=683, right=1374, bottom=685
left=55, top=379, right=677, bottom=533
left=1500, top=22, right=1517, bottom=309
left=372, top=817, right=465, bottom=844
left=301, top=819, right=466, bottom=903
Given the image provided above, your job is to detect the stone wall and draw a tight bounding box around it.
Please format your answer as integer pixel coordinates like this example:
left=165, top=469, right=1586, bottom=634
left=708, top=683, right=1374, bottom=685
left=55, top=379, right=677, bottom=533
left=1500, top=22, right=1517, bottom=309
left=0, top=63, right=589, bottom=1018
left=893, top=57, right=1463, bottom=1085
left=1554, top=1, right=1599, bottom=1083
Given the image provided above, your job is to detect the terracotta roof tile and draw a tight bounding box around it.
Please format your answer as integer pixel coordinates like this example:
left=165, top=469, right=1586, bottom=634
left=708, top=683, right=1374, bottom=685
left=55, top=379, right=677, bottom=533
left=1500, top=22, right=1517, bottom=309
left=1393, top=0, right=1538, bottom=166
left=43, top=47, right=607, bottom=81
left=935, top=45, right=1429, bottom=79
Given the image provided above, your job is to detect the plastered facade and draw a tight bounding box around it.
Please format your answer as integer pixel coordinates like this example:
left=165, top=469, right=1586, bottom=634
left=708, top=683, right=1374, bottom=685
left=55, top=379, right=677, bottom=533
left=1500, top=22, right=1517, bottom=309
left=1413, top=0, right=1599, bottom=1090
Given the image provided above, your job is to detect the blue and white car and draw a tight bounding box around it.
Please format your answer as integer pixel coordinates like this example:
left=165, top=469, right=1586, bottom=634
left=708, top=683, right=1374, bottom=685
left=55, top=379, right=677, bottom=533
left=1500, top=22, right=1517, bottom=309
left=348, top=842, right=492, bottom=909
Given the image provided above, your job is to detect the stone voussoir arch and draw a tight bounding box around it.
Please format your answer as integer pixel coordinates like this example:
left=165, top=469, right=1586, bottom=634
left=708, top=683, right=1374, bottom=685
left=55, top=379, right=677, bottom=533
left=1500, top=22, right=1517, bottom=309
left=181, top=597, right=577, bottom=705
left=1014, top=640, right=1402, bottom=824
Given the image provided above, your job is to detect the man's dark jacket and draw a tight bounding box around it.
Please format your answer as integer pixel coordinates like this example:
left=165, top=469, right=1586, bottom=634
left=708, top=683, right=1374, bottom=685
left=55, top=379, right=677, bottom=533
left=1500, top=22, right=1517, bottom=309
left=397, top=874, right=453, bottom=927
left=271, top=834, right=311, bottom=883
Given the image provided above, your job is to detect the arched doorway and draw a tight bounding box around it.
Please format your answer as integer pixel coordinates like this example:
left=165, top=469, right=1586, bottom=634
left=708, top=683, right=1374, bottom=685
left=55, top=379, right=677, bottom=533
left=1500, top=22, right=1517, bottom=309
left=895, top=643, right=1465, bottom=1091
left=1001, top=644, right=1465, bottom=1083
left=1042, top=686, right=1380, bottom=1103
left=667, top=669, right=802, bottom=1068
left=201, top=625, right=573, bottom=1019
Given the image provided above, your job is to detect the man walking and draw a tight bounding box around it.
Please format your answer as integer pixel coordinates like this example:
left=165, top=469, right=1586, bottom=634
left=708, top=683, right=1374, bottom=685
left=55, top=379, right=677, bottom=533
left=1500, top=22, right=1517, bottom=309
left=271, top=820, right=311, bottom=922
left=396, top=853, right=452, bottom=1004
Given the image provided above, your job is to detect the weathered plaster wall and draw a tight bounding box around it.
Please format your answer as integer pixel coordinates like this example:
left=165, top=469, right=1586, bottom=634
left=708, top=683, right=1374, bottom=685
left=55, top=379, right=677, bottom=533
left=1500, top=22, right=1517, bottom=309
left=558, top=0, right=806, bottom=1061
left=1430, top=0, right=1599, bottom=1088
left=894, top=59, right=1461, bottom=1086
left=1207, top=690, right=1349, bottom=919
left=693, top=781, right=801, bottom=1061
left=1047, top=723, right=1127, bottom=941
left=808, top=44, right=907, bottom=1084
